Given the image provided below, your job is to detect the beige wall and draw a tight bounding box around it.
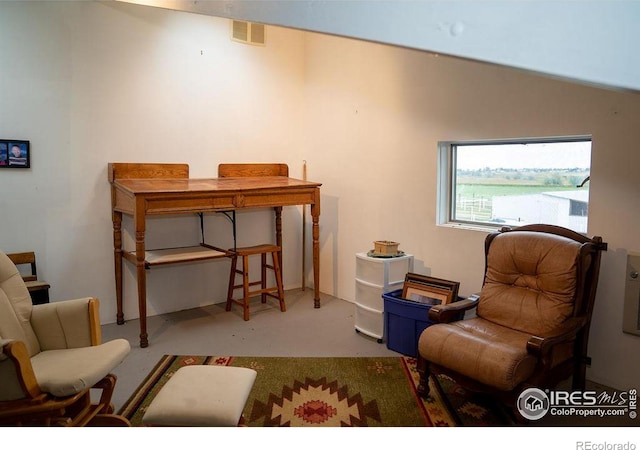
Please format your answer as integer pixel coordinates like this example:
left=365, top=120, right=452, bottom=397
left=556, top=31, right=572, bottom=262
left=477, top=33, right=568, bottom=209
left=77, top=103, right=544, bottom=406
left=1, top=1, right=639, bottom=390
left=0, top=1, right=307, bottom=317
left=302, top=33, right=640, bottom=390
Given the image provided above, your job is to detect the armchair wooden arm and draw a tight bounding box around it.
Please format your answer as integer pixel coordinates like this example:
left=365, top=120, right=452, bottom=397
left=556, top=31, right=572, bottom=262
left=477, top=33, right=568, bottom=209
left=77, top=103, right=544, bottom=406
left=428, top=294, right=479, bottom=323
left=0, top=340, right=128, bottom=426
left=1, top=340, right=43, bottom=401
left=526, top=316, right=588, bottom=357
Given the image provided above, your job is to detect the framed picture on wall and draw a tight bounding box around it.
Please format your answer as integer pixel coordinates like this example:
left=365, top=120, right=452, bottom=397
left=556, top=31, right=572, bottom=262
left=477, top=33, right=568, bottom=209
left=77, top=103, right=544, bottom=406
left=402, top=273, right=460, bottom=306
left=0, top=140, right=30, bottom=168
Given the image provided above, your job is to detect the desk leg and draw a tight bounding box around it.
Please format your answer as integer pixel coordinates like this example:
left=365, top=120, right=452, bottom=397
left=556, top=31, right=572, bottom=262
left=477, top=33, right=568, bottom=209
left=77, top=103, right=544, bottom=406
left=112, top=211, right=124, bottom=325
left=274, top=206, right=283, bottom=270
left=311, top=196, right=321, bottom=308
left=135, top=209, right=149, bottom=348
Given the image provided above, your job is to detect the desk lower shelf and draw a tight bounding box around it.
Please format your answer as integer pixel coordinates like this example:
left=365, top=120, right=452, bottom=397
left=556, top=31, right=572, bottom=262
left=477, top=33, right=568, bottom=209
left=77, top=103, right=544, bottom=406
left=123, top=245, right=230, bottom=268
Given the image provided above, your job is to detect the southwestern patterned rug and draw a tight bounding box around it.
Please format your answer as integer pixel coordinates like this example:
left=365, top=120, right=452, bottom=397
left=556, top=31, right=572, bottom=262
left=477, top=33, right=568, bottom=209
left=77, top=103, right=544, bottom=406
left=118, top=355, right=514, bottom=427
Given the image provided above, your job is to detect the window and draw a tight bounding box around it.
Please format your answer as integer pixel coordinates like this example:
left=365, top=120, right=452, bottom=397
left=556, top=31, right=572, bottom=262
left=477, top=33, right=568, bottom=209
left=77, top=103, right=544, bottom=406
left=438, top=137, right=592, bottom=233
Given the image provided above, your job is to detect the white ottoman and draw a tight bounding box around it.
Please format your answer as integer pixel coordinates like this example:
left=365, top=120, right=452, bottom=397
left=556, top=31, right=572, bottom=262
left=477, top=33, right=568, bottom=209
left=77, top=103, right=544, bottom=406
left=142, top=365, right=257, bottom=426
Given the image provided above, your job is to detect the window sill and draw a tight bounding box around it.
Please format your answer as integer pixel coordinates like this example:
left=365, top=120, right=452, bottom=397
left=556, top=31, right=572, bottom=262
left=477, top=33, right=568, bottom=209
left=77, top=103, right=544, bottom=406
left=437, top=222, right=500, bottom=233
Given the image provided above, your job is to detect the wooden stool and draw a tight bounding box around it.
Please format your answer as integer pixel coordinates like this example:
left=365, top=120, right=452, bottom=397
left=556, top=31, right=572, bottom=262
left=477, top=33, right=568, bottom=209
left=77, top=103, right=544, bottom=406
left=226, top=244, right=286, bottom=321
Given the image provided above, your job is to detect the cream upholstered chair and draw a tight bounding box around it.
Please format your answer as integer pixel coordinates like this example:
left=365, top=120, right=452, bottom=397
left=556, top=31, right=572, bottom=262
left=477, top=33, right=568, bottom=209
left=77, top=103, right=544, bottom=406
left=416, top=225, right=606, bottom=418
left=0, top=250, right=131, bottom=426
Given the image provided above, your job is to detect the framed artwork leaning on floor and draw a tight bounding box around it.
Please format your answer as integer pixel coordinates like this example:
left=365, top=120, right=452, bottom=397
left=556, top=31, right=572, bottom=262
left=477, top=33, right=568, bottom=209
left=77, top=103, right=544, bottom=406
left=402, top=273, right=460, bottom=306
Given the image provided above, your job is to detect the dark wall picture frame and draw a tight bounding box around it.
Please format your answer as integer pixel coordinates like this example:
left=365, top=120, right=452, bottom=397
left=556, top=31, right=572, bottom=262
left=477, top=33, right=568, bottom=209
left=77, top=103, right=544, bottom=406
left=0, top=140, right=30, bottom=168
left=402, top=273, right=460, bottom=306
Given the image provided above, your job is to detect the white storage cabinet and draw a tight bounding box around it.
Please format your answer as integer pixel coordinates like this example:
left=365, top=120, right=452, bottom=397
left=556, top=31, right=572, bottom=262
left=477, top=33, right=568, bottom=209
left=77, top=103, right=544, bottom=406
left=354, top=252, right=413, bottom=342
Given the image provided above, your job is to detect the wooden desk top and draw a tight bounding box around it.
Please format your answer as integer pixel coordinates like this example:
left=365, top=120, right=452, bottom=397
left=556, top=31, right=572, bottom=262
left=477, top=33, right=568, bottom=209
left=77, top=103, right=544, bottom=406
left=112, top=176, right=321, bottom=195
left=111, top=174, right=322, bottom=216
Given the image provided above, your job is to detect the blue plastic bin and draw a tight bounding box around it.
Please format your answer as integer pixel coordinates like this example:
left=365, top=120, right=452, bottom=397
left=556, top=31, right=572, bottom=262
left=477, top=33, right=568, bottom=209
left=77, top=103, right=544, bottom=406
left=382, top=289, right=435, bottom=357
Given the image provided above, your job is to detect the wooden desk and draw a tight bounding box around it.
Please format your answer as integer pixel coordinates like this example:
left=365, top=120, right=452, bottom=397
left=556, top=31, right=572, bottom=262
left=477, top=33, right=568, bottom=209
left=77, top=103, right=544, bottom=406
left=108, top=163, right=322, bottom=347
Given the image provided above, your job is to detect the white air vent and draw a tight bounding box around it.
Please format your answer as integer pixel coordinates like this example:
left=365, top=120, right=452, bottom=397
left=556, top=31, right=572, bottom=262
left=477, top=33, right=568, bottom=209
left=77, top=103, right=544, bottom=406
left=623, top=252, right=640, bottom=336
left=231, top=20, right=266, bottom=46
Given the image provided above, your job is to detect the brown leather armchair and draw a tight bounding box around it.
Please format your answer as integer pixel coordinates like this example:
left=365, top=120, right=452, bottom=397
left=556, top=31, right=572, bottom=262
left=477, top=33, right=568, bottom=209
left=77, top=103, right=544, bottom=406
left=416, top=224, right=607, bottom=418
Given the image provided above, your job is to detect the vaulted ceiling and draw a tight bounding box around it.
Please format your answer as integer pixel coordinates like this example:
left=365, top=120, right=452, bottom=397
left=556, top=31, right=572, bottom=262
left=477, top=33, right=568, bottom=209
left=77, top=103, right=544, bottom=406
left=115, top=0, right=640, bottom=94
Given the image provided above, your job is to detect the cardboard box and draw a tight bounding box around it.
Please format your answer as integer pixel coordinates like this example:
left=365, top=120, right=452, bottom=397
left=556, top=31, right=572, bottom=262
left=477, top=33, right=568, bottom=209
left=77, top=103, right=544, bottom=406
left=373, top=240, right=399, bottom=255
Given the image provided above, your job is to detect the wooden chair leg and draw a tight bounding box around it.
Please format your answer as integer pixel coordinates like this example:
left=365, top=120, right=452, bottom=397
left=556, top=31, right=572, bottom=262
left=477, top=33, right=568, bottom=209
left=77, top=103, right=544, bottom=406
left=88, top=414, right=131, bottom=427
left=94, top=374, right=117, bottom=413
left=242, top=255, right=250, bottom=321
left=261, top=252, right=267, bottom=304
left=226, top=255, right=237, bottom=312
left=416, top=355, right=431, bottom=397
left=272, top=250, right=286, bottom=312
left=89, top=374, right=131, bottom=427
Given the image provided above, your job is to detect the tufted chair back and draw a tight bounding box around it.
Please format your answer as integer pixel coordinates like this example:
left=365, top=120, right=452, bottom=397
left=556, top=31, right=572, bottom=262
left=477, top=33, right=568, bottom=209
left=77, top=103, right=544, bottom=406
left=478, top=230, right=590, bottom=336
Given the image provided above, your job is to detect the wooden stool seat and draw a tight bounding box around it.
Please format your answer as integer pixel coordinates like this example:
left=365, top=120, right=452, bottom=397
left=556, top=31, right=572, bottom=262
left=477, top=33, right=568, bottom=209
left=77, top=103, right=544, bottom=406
left=226, top=244, right=286, bottom=321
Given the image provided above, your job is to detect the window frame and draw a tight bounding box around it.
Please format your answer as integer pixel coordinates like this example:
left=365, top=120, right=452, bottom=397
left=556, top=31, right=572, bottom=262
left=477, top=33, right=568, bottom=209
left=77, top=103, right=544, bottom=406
left=436, top=135, right=592, bottom=231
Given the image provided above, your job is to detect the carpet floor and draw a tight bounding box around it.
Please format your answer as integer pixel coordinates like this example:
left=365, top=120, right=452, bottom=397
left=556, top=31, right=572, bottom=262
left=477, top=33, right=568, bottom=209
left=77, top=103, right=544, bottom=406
left=119, top=355, right=513, bottom=426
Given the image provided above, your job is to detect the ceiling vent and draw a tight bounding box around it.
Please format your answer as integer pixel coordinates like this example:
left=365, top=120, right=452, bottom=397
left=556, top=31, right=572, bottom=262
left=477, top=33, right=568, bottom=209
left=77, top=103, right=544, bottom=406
left=231, top=20, right=266, bottom=46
